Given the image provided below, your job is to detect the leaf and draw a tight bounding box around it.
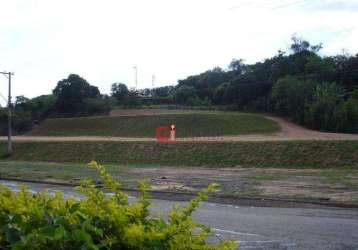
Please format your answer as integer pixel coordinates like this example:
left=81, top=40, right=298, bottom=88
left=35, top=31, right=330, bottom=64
left=54, top=226, right=66, bottom=240
left=73, top=229, right=92, bottom=244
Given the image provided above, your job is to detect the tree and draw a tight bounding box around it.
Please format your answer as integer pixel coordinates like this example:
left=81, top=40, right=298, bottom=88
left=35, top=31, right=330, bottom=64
left=290, top=35, right=322, bottom=54
left=125, top=90, right=140, bottom=107
left=111, top=83, right=129, bottom=102
left=305, top=54, right=336, bottom=82
left=335, top=53, right=358, bottom=91
left=28, top=95, right=56, bottom=121
left=14, top=95, right=30, bottom=112
left=152, top=86, right=175, bottom=97
left=304, top=82, right=347, bottom=131
left=271, top=76, right=316, bottom=123
left=53, top=74, right=100, bottom=101
left=174, top=86, right=197, bottom=105
left=53, top=74, right=105, bottom=116
left=229, top=59, right=246, bottom=74
left=213, top=82, right=229, bottom=104
left=177, top=67, right=229, bottom=100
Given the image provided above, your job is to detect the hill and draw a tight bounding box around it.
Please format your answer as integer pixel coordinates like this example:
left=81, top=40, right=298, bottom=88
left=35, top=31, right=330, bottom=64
left=28, top=111, right=280, bottom=137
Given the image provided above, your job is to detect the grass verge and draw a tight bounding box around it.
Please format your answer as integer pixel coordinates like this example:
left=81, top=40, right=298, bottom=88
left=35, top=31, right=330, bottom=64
left=28, top=112, right=279, bottom=137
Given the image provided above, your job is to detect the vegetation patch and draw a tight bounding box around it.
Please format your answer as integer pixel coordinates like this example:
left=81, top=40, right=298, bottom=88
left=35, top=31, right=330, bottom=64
left=28, top=112, right=279, bottom=137
left=1, top=140, right=357, bottom=168
left=0, top=162, right=235, bottom=249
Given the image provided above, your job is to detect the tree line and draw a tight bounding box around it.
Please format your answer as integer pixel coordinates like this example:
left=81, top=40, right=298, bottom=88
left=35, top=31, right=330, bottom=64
left=1, top=35, right=357, bottom=134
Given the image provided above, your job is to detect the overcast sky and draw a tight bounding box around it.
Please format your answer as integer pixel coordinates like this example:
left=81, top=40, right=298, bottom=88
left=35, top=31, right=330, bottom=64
left=0, top=0, right=357, bottom=102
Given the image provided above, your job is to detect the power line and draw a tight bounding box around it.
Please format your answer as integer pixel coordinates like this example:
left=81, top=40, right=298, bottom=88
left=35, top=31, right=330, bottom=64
left=0, top=92, right=7, bottom=103
left=271, top=0, right=308, bottom=10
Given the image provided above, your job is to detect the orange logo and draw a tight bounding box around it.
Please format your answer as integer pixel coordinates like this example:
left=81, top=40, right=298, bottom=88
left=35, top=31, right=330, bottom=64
left=156, top=124, right=176, bottom=141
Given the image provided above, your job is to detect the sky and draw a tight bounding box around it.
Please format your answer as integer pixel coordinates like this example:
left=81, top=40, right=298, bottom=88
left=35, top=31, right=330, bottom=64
left=0, top=0, right=358, bottom=102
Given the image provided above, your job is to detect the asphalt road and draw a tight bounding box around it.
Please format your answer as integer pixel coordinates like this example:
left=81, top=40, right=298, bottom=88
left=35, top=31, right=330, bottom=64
left=1, top=180, right=358, bottom=250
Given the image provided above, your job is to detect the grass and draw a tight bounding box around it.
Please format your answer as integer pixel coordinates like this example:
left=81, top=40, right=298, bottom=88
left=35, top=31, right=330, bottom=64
left=321, top=168, right=358, bottom=189
left=0, top=140, right=357, bottom=168
left=0, top=161, right=137, bottom=187
left=28, top=112, right=280, bottom=137
left=242, top=168, right=358, bottom=188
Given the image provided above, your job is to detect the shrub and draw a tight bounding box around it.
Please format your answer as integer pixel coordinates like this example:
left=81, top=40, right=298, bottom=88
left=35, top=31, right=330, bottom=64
left=83, top=98, right=111, bottom=116
left=174, top=86, right=197, bottom=105
left=271, top=76, right=316, bottom=124
left=304, top=82, right=347, bottom=131
left=0, top=162, right=236, bottom=250
left=0, top=109, right=33, bottom=135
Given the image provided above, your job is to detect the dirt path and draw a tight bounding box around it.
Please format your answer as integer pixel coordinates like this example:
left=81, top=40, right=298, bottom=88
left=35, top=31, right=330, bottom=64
left=109, top=108, right=195, bottom=116
left=1, top=115, right=357, bottom=142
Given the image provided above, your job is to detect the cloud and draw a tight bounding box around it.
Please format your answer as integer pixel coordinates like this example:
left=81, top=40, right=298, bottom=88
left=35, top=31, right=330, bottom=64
left=0, top=0, right=357, bottom=102
left=299, top=0, right=358, bottom=12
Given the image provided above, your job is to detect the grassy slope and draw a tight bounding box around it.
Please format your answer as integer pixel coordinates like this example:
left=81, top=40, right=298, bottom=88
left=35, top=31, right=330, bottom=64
left=28, top=112, right=279, bottom=137
left=1, top=141, right=357, bottom=168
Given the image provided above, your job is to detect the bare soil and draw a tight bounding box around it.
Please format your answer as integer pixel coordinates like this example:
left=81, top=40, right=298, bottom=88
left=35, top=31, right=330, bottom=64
left=109, top=108, right=195, bottom=116
left=127, top=167, right=358, bottom=204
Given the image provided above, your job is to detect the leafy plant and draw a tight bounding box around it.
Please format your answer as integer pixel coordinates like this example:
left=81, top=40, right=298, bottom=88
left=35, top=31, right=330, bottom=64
left=0, top=161, right=236, bottom=250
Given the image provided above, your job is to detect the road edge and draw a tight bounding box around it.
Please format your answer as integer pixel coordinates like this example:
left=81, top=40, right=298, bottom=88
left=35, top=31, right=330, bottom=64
left=1, top=177, right=357, bottom=209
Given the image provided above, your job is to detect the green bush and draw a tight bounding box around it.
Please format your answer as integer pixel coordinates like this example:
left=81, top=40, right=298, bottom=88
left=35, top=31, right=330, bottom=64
left=303, top=82, right=353, bottom=132
left=83, top=98, right=111, bottom=116
left=271, top=76, right=315, bottom=124
left=0, top=109, right=33, bottom=136
left=0, top=162, right=235, bottom=250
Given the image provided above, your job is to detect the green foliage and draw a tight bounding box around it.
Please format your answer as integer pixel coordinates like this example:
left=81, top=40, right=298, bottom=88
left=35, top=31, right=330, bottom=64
left=27, top=95, right=57, bottom=121
left=110, top=83, right=129, bottom=103
left=169, top=36, right=358, bottom=134
left=174, top=85, right=197, bottom=105
left=289, top=35, right=322, bottom=54
left=213, top=83, right=229, bottom=104
left=0, top=161, right=236, bottom=250
left=123, top=90, right=141, bottom=107
left=53, top=74, right=109, bottom=117
left=271, top=76, right=316, bottom=123
left=82, top=98, right=111, bottom=116
left=0, top=109, right=33, bottom=135
left=185, top=96, right=212, bottom=107
left=151, top=86, right=175, bottom=98
left=270, top=77, right=358, bottom=133
left=141, top=96, right=174, bottom=106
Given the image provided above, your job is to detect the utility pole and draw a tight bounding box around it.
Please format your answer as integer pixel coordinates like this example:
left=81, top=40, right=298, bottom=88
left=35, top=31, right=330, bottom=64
left=152, top=74, right=155, bottom=89
left=0, top=71, right=13, bottom=155
left=133, top=66, right=138, bottom=90
left=151, top=74, right=156, bottom=97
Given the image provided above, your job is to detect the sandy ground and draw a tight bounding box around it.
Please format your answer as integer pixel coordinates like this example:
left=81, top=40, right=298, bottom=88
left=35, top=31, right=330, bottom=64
left=1, top=113, right=357, bottom=142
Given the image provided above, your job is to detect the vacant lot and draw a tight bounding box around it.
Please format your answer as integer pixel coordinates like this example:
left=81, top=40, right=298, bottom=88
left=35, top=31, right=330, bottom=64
left=28, top=112, right=279, bottom=137
left=0, top=161, right=357, bottom=205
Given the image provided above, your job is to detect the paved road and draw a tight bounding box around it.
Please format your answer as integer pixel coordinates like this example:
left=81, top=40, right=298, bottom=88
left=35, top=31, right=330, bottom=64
left=1, top=180, right=358, bottom=250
